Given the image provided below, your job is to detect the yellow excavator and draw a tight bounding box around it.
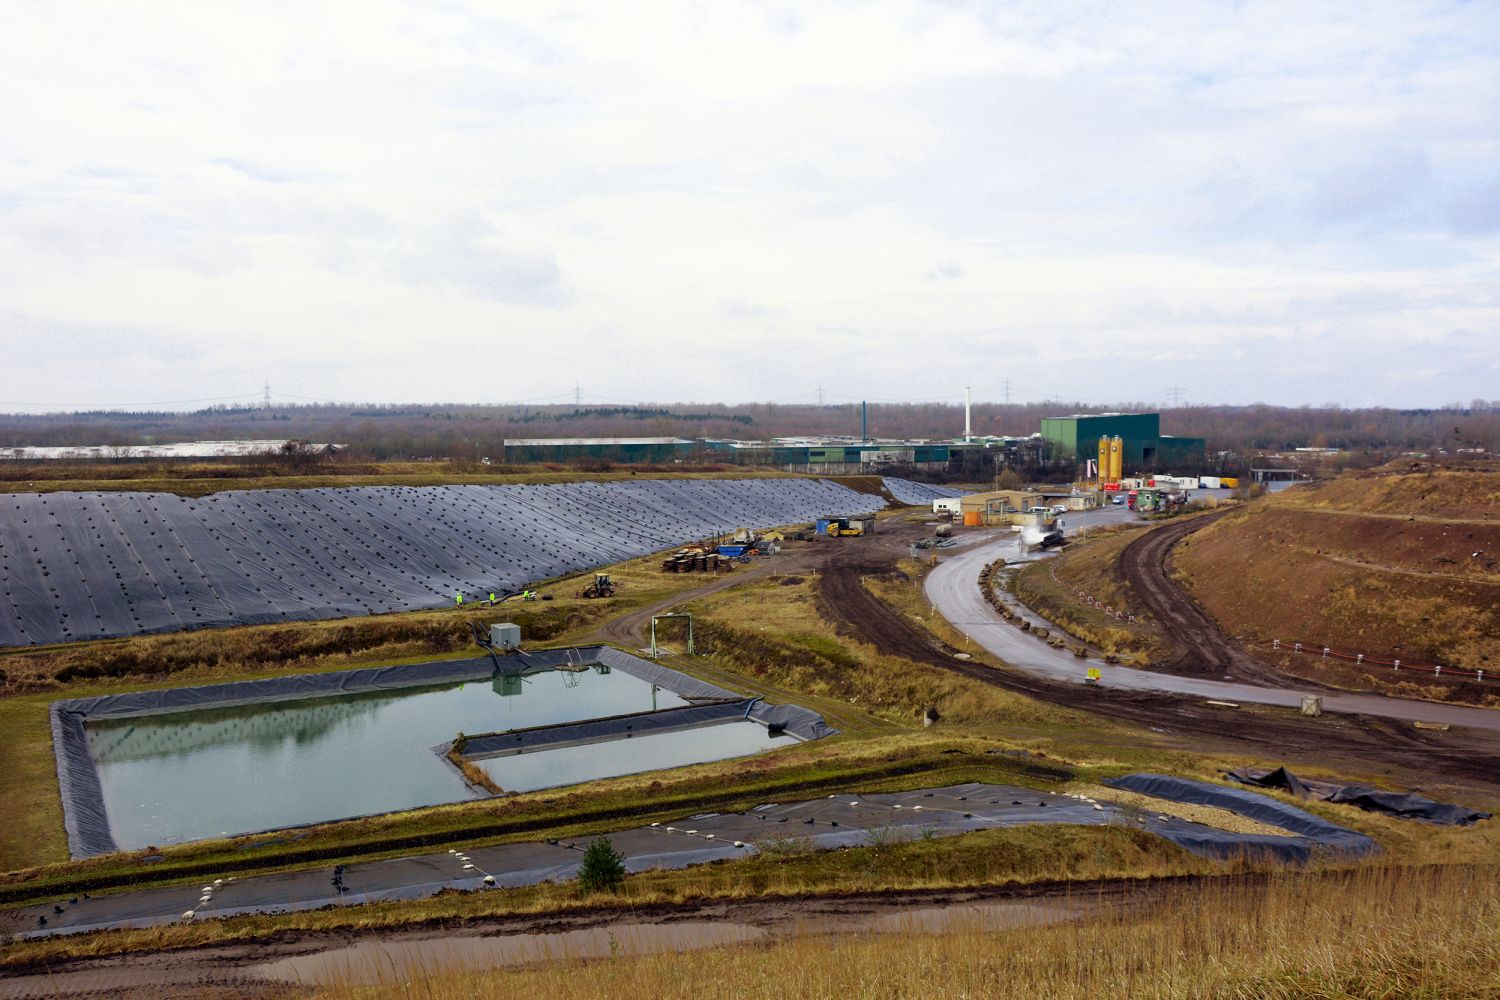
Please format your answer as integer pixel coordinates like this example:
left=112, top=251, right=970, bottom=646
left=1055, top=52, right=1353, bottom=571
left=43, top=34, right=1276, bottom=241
left=578, top=573, right=616, bottom=598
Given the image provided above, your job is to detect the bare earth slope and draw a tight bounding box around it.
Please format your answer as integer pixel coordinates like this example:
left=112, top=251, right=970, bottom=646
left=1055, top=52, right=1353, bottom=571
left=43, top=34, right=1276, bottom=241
left=1173, top=469, right=1500, bottom=704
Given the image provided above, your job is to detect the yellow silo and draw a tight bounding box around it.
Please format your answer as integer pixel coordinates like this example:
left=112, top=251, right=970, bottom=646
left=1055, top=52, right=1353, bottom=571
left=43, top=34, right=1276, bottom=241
left=1097, top=437, right=1110, bottom=484
left=1109, top=436, right=1124, bottom=482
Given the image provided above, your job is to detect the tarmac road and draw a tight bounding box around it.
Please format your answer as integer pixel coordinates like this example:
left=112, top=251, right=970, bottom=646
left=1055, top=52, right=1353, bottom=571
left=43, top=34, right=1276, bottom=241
left=924, top=515, right=1500, bottom=733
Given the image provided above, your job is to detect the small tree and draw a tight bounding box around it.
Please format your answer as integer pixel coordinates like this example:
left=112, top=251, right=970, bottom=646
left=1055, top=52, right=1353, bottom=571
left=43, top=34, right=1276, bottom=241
left=577, top=836, right=627, bottom=895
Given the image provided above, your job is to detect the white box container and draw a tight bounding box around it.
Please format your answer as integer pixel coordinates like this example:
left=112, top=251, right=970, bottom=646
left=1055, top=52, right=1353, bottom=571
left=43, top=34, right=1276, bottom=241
left=490, top=622, right=521, bottom=650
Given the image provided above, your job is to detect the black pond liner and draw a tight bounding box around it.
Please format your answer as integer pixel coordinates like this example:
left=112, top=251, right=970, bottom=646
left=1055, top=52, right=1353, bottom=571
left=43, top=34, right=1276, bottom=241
left=11, top=779, right=1383, bottom=941
left=1104, top=773, right=1378, bottom=862
left=50, top=646, right=836, bottom=859
left=1225, top=766, right=1492, bottom=826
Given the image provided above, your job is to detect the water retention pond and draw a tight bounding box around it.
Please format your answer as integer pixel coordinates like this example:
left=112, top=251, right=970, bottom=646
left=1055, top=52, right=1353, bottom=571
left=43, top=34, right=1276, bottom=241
left=52, top=647, right=834, bottom=857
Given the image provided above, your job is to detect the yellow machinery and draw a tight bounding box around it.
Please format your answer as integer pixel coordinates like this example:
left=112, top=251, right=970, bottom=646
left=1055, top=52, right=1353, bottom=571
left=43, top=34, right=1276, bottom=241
left=1097, top=437, right=1110, bottom=485
left=1109, top=436, right=1124, bottom=483
left=578, top=573, right=616, bottom=598
left=823, top=515, right=874, bottom=537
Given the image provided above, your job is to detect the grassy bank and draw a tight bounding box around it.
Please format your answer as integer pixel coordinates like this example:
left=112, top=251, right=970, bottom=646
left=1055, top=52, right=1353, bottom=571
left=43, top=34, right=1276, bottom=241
left=1011, top=525, right=1163, bottom=664
left=683, top=569, right=1081, bottom=730
left=306, top=863, right=1500, bottom=1000
left=0, top=822, right=1215, bottom=970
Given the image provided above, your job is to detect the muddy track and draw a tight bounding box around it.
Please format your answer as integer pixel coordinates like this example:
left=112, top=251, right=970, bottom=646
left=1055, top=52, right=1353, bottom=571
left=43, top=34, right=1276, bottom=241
left=1117, top=512, right=1282, bottom=683
left=0, top=877, right=1181, bottom=997
left=816, top=550, right=1500, bottom=791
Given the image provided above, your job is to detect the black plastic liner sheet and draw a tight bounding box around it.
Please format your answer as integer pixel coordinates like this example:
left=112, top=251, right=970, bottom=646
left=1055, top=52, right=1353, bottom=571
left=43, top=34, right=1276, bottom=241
left=50, top=646, right=834, bottom=859
left=513, top=646, right=836, bottom=741
left=0, top=784, right=1114, bottom=938
left=1106, top=773, right=1378, bottom=862
left=882, top=478, right=966, bottom=506
left=1225, top=766, right=1492, bottom=826
left=6, top=780, right=1367, bottom=941
left=1, top=478, right=890, bottom=647
left=457, top=700, right=760, bottom=758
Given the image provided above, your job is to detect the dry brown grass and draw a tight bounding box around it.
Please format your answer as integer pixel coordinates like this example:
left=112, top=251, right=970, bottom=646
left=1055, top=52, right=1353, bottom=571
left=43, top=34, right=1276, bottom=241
left=0, top=813, right=1209, bottom=971
left=1061, top=781, right=1290, bottom=837
left=1292, top=468, right=1500, bottom=521
left=303, top=864, right=1500, bottom=1000
left=1175, top=487, right=1500, bottom=705
left=684, top=571, right=1078, bottom=729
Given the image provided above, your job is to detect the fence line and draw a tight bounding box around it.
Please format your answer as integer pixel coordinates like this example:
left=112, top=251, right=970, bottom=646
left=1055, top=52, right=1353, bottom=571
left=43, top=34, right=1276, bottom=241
left=1047, top=562, right=1138, bottom=624
left=1264, top=638, right=1486, bottom=682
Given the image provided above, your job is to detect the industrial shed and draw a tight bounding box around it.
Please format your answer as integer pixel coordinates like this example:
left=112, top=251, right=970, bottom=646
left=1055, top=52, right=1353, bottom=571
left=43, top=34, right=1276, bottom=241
left=500, top=438, right=696, bottom=464
left=956, top=489, right=1045, bottom=525
left=1039, top=413, right=1205, bottom=470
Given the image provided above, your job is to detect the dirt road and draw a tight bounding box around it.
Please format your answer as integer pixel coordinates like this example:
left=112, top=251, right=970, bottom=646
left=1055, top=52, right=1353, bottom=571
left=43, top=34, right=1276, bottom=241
left=580, top=515, right=1500, bottom=792
left=1118, top=511, right=1282, bottom=683
left=887, top=528, right=1500, bottom=792
left=579, top=522, right=933, bottom=651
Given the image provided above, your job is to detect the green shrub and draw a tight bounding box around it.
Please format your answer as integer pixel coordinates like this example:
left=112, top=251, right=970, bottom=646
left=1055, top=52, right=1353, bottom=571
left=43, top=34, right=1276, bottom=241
left=577, top=836, right=627, bottom=895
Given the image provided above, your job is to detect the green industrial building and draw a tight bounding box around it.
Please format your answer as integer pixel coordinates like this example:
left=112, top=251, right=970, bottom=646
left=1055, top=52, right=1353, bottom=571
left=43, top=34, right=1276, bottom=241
left=501, top=437, right=697, bottom=464
left=705, top=439, right=951, bottom=473
left=1039, top=413, right=1205, bottom=472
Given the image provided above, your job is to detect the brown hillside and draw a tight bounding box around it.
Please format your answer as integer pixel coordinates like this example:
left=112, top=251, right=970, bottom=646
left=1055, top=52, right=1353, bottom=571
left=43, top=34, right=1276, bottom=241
left=1173, top=471, right=1500, bottom=701
left=1290, top=466, right=1500, bottom=522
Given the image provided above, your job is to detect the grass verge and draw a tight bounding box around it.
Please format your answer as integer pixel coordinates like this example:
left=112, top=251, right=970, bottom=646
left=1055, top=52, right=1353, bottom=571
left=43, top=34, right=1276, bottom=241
left=0, top=737, right=1064, bottom=906
left=305, top=863, right=1500, bottom=1000
left=0, top=822, right=1216, bottom=971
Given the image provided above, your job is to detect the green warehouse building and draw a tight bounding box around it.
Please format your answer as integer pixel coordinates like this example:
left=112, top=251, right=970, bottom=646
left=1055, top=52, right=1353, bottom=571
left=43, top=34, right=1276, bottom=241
left=1039, top=413, right=1205, bottom=473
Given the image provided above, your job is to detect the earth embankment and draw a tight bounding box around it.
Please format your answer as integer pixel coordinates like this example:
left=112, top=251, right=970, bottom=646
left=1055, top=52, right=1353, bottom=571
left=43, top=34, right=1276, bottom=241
left=1173, top=472, right=1500, bottom=704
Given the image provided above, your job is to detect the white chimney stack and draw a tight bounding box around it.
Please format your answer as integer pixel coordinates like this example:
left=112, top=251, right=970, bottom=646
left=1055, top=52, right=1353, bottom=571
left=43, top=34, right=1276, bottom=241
left=964, top=386, right=972, bottom=441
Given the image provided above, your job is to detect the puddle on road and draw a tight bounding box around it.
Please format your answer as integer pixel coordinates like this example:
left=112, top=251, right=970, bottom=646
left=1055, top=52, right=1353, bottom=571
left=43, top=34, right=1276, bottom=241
left=253, top=901, right=1083, bottom=985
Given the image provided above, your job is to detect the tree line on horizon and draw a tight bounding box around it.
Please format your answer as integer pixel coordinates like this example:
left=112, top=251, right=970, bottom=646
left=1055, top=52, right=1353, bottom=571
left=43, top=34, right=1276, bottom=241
left=0, top=401, right=1496, bottom=464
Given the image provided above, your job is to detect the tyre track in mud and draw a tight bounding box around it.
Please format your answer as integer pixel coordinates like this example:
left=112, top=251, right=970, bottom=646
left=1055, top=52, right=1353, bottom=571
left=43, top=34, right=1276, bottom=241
left=816, top=549, right=1500, bottom=791
left=1116, top=511, right=1282, bottom=684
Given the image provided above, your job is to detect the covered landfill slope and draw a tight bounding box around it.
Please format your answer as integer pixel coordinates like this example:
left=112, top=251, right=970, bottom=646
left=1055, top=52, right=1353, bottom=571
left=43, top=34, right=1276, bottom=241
left=0, top=477, right=925, bottom=647
left=880, top=477, right=965, bottom=506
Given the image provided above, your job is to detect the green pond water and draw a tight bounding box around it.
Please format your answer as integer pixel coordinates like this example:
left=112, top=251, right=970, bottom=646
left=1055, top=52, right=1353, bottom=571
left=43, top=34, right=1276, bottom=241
left=87, top=669, right=690, bottom=850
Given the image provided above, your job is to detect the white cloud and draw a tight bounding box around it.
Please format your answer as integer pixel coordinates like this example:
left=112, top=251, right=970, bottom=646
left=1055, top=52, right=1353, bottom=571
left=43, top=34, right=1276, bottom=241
left=1, top=0, right=1497, bottom=410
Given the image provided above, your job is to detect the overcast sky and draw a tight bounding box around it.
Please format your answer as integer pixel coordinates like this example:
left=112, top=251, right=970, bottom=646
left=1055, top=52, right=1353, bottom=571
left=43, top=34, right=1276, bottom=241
left=2, top=1, right=1498, bottom=413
